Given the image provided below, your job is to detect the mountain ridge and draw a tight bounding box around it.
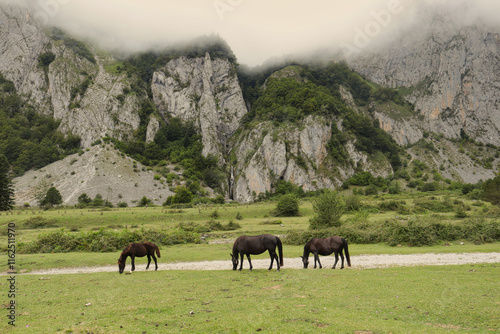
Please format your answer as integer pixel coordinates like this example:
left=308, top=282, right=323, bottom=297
left=1, top=1, right=498, bottom=205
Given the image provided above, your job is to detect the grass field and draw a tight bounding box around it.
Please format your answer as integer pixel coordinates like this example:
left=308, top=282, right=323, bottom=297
left=1, top=191, right=499, bottom=333
left=2, top=265, right=499, bottom=333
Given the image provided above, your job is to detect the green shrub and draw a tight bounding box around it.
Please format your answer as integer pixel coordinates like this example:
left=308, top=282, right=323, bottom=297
left=309, top=191, right=344, bottom=229
left=274, top=194, right=300, bottom=217
left=414, top=199, right=454, bottom=213
left=378, top=200, right=405, bottom=212
left=18, top=227, right=203, bottom=253
left=212, top=194, right=226, bottom=204
left=284, top=217, right=500, bottom=247
left=20, top=216, right=59, bottom=229
left=388, top=181, right=402, bottom=194
left=386, top=219, right=438, bottom=246
left=344, top=194, right=361, bottom=212
left=138, top=196, right=153, bottom=207
left=260, top=219, right=283, bottom=225
left=364, top=185, right=378, bottom=195
left=348, top=172, right=374, bottom=186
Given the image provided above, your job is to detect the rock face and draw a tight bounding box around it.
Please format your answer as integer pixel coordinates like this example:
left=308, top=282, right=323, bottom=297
left=0, top=1, right=141, bottom=147
left=230, top=116, right=393, bottom=202
left=3, top=2, right=499, bottom=205
left=151, top=54, right=248, bottom=158
left=349, top=17, right=500, bottom=146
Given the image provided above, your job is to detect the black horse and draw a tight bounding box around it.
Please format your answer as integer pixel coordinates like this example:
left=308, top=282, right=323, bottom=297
left=231, top=234, right=283, bottom=271
left=117, top=242, right=161, bottom=274
left=301, top=236, right=351, bottom=269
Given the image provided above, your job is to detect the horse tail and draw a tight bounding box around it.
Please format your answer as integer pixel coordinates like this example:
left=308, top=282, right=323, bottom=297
left=342, top=238, right=351, bottom=267
left=277, top=237, right=284, bottom=267
left=155, top=245, right=161, bottom=258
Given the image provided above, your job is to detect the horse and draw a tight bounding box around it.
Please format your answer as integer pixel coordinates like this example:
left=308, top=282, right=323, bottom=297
left=117, top=242, right=161, bottom=274
left=301, top=236, right=351, bottom=269
left=230, top=234, right=283, bottom=271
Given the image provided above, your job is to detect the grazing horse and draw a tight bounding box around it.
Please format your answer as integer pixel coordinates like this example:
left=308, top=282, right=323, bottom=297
left=301, top=236, right=351, bottom=269
left=117, top=242, right=161, bottom=274
left=231, top=234, right=283, bottom=271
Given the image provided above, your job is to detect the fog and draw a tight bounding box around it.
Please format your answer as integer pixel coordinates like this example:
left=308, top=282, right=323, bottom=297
left=21, top=0, right=500, bottom=66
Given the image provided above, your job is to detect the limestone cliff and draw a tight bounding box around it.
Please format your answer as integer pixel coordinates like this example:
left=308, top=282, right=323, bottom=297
left=0, top=1, right=141, bottom=147
left=151, top=54, right=247, bottom=159
left=230, top=115, right=393, bottom=202
left=349, top=17, right=500, bottom=146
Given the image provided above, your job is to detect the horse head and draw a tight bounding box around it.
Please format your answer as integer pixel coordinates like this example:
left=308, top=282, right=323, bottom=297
left=230, top=253, right=238, bottom=270
left=300, top=256, right=309, bottom=269
left=117, top=257, right=125, bottom=274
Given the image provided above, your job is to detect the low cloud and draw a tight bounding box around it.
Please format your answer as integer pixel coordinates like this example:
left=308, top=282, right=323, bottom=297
left=21, top=0, right=500, bottom=66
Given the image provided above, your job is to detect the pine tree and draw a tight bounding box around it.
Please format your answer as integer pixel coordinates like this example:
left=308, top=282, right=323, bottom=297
left=482, top=174, right=500, bottom=206
left=0, top=154, right=15, bottom=211
left=41, top=187, right=63, bottom=208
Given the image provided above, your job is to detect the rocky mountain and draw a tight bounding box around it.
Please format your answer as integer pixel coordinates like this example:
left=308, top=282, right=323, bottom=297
left=151, top=54, right=247, bottom=159
left=0, top=1, right=142, bottom=147
left=2, top=1, right=499, bottom=206
left=349, top=15, right=500, bottom=147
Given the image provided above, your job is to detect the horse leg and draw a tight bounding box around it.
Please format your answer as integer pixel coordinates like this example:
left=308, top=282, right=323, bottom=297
left=332, top=252, right=339, bottom=269
left=246, top=254, right=253, bottom=271
left=130, top=256, right=135, bottom=273
left=339, top=251, right=345, bottom=269
left=274, top=251, right=280, bottom=271
left=152, top=254, right=158, bottom=271
left=239, top=253, right=244, bottom=271
left=268, top=251, right=278, bottom=271
left=314, top=253, right=322, bottom=269
left=145, top=255, right=151, bottom=271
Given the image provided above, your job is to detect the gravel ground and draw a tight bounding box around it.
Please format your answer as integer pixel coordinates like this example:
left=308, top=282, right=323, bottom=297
left=22, top=252, right=500, bottom=275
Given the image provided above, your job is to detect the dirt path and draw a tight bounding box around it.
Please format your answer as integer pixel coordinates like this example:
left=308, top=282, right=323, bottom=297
left=18, top=252, right=500, bottom=275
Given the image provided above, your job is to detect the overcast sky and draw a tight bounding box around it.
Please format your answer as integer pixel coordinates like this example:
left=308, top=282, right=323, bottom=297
left=24, top=0, right=500, bottom=66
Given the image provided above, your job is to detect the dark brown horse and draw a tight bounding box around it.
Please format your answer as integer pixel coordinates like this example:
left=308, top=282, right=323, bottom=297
left=117, top=242, right=161, bottom=274
left=231, top=234, right=283, bottom=271
left=301, top=236, right=351, bottom=269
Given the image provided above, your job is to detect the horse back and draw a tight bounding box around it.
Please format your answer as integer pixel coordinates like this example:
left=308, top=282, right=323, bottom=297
left=308, top=237, right=342, bottom=256
left=235, top=234, right=277, bottom=255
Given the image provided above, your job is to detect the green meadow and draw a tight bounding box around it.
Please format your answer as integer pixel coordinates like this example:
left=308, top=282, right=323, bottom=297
left=1, top=191, right=499, bottom=333
left=2, top=265, right=499, bottom=333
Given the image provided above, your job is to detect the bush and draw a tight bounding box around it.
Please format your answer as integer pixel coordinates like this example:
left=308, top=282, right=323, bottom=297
left=344, top=195, right=361, bottom=212
left=378, top=200, right=405, bottom=212
left=455, top=208, right=467, bottom=219
left=284, top=217, right=500, bottom=247
left=212, top=194, right=226, bottom=204
left=388, top=181, right=401, bottom=194
left=347, top=172, right=374, bottom=186
left=21, top=216, right=59, bottom=229
left=18, top=227, right=203, bottom=253
left=138, top=196, right=153, bottom=207
left=482, top=175, right=500, bottom=206
left=421, top=182, right=439, bottom=192
left=387, top=219, right=438, bottom=246
left=309, top=191, right=344, bottom=229
left=274, top=194, right=300, bottom=217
